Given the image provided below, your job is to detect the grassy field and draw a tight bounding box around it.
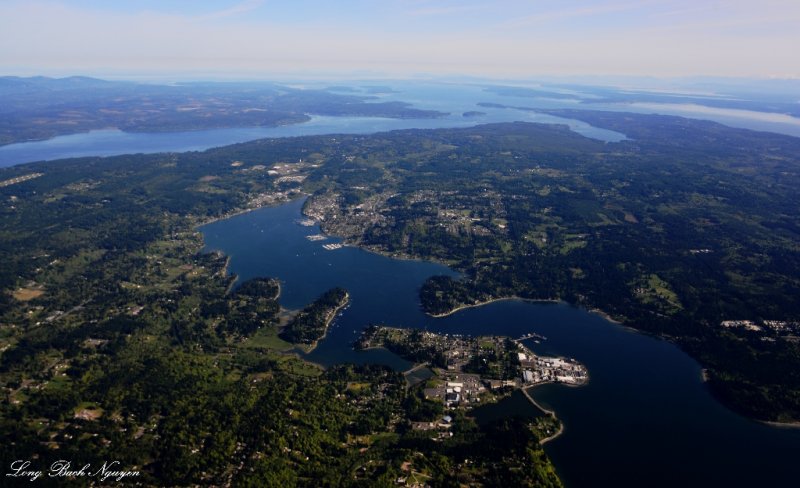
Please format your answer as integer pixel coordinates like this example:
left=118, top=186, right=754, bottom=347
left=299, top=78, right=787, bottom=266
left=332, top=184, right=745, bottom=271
left=240, top=326, right=294, bottom=352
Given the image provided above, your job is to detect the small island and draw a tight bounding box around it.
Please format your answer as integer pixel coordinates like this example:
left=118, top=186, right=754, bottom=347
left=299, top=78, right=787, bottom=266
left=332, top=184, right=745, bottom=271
left=462, top=110, right=487, bottom=118
left=280, top=287, right=349, bottom=350
left=357, top=325, right=588, bottom=442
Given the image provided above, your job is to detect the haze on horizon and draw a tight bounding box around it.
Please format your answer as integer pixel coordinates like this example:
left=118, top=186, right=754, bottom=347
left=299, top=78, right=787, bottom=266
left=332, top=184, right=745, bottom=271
left=0, top=0, right=799, bottom=81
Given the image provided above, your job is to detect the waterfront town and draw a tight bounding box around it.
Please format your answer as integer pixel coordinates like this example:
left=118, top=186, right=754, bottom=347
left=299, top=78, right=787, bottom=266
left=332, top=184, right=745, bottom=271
left=357, top=326, right=588, bottom=413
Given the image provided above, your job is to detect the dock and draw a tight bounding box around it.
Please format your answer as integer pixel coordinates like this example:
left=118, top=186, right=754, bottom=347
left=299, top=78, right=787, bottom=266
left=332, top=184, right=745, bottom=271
left=515, top=332, right=547, bottom=342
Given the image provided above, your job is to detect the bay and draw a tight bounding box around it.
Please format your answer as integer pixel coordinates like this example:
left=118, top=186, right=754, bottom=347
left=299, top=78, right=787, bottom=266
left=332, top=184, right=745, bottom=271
left=201, top=199, right=800, bottom=488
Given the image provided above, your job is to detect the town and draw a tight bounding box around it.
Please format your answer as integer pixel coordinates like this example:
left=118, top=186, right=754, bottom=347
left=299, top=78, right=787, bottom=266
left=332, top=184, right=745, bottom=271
left=356, top=326, right=588, bottom=410
left=721, top=319, right=800, bottom=341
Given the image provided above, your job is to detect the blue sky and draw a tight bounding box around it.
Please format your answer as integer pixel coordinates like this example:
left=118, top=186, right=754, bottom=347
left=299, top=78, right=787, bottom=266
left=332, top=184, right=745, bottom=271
left=1, top=0, right=798, bottom=79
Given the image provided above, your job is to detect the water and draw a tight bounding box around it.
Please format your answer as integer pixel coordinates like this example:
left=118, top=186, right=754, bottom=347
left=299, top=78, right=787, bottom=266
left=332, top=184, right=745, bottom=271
left=5, top=81, right=798, bottom=169
left=619, top=101, right=800, bottom=135
left=347, top=81, right=800, bottom=138
left=471, top=389, right=546, bottom=425
left=201, top=199, right=800, bottom=488
left=0, top=84, right=629, bottom=168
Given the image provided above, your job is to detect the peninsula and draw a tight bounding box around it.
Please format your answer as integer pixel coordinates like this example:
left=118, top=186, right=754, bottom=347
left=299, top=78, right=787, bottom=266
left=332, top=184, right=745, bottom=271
left=279, top=287, right=349, bottom=350
left=357, top=326, right=588, bottom=441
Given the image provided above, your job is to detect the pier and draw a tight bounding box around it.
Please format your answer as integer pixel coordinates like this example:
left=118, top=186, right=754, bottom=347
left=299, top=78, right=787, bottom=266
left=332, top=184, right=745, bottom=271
left=515, top=332, right=547, bottom=342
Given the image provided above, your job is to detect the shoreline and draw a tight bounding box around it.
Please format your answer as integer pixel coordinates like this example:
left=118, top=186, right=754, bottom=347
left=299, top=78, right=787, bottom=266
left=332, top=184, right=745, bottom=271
left=195, top=193, right=307, bottom=229
left=762, top=420, right=800, bottom=429
left=356, top=242, right=461, bottom=269
left=522, top=385, right=556, bottom=416
left=588, top=308, right=623, bottom=325
left=539, top=421, right=565, bottom=445
left=428, top=296, right=562, bottom=318
left=0, top=116, right=311, bottom=153
left=194, top=205, right=270, bottom=230
left=301, top=292, right=350, bottom=353
left=198, top=197, right=627, bottom=341
left=196, top=196, right=800, bottom=430
left=520, top=384, right=565, bottom=445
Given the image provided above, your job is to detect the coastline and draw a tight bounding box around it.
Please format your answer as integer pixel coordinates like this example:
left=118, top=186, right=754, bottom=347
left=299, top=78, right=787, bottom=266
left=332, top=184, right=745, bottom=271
left=356, top=242, right=461, bottom=269
left=195, top=193, right=307, bottom=229
left=522, top=386, right=556, bottom=416
left=0, top=116, right=311, bottom=154
left=588, top=308, right=623, bottom=325
left=196, top=195, right=800, bottom=431
left=196, top=198, right=570, bottom=351
left=428, top=296, right=562, bottom=318
left=301, top=292, right=350, bottom=353
left=521, top=384, right=565, bottom=445
left=762, top=420, right=800, bottom=429
left=539, top=421, right=565, bottom=445
left=197, top=207, right=261, bottom=228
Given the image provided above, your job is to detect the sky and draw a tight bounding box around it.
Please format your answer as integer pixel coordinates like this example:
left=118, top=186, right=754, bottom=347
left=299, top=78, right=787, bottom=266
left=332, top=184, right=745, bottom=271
left=0, top=0, right=798, bottom=80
